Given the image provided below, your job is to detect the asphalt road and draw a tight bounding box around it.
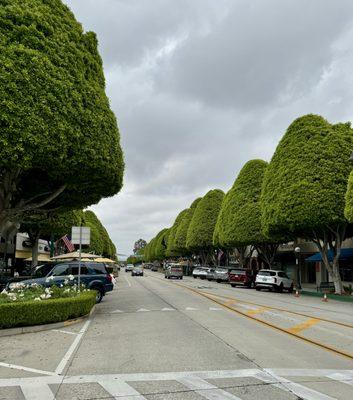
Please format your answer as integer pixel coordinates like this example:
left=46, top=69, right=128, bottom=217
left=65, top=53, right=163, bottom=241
left=0, top=270, right=353, bottom=400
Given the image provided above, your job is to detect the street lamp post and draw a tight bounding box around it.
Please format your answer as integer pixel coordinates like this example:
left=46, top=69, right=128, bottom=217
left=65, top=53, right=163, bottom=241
left=294, top=246, right=302, bottom=290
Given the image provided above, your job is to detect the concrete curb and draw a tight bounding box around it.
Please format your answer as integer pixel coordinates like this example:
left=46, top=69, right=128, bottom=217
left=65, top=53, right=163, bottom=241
left=0, top=305, right=96, bottom=338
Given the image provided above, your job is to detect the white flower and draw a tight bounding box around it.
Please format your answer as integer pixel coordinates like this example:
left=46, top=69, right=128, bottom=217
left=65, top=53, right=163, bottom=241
left=45, top=276, right=54, bottom=283
left=68, top=274, right=74, bottom=281
left=45, top=288, right=52, bottom=295
left=40, top=294, right=46, bottom=300
left=1, top=289, right=8, bottom=295
left=31, top=283, right=39, bottom=287
left=64, top=279, right=68, bottom=285
left=34, top=297, right=41, bottom=301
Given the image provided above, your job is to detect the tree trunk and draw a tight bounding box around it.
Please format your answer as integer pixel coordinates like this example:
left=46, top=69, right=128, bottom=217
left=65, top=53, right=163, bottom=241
left=313, top=226, right=345, bottom=295
left=29, top=231, right=41, bottom=270
left=255, top=243, right=279, bottom=269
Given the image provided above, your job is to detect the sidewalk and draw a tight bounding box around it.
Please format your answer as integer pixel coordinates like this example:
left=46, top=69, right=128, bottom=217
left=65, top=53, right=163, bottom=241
left=301, top=284, right=353, bottom=302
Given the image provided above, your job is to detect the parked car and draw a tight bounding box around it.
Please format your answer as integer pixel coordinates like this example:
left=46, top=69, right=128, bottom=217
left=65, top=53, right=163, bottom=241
left=192, top=267, right=210, bottom=279
left=132, top=266, right=144, bottom=276
left=255, top=269, right=293, bottom=293
left=165, top=264, right=183, bottom=279
left=8, top=262, right=114, bottom=303
left=143, top=263, right=152, bottom=270
left=214, top=267, right=231, bottom=283
left=229, top=268, right=255, bottom=288
left=125, top=264, right=134, bottom=272
left=206, top=267, right=216, bottom=281
left=151, top=264, right=159, bottom=272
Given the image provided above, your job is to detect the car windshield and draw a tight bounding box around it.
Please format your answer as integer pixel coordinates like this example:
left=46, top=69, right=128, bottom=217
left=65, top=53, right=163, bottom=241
left=33, top=264, right=54, bottom=278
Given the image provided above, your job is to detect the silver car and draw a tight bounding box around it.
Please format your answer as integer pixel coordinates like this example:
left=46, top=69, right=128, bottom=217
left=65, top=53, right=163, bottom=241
left=206, top=267, right=216, bottom=281
left=165, top=264, right=183, bottom=279
left=192, top=267, right=210, bottom=279
left=214, top=267, right=231, bottom=283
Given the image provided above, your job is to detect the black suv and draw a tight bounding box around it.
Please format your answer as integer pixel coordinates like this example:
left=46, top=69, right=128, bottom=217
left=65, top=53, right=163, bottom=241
left=9, top=262, right=114, bottom=303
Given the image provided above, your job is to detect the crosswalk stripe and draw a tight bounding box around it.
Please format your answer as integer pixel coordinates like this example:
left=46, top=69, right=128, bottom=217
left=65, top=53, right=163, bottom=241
left=186, top=307, right=198, bottom=311
left=178, top=376, right=242, bottom=400
left=98, top=379, right=147, bottom=400
left=136, top=308, right=150, bottom=312
left=161, top=307, right=175, bottom=311
left=21, top=384, right=55, bottom=400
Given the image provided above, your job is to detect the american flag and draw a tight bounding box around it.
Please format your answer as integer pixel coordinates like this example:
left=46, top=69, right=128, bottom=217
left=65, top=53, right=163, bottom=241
left=61, top=235, right=75, bottom=252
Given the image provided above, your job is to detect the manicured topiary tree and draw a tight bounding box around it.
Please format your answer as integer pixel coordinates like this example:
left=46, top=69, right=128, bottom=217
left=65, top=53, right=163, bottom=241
left=154, top=229, right=169, bottom=260
left=261, top=114, right=353, bottom=294
left=345, top=172, right=353, bottom=222
left=173, top=198, right=201, bottom=256
left=0, top=0, right=124, bottom=233
left=166, top=209, right=189, bottom=258
left=214, top=160, right=279, bottom=268
left=187, top=189, right=225, bottom=264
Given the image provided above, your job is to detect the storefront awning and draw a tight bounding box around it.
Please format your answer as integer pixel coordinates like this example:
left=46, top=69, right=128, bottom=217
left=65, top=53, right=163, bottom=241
left=306, top=248, right=353, bottom=262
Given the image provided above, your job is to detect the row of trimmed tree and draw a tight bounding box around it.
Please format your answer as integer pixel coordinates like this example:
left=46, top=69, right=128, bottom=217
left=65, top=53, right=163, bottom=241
left=144, top=114, right=353, bottom=294
left=21, top=209, right=117, bottom=268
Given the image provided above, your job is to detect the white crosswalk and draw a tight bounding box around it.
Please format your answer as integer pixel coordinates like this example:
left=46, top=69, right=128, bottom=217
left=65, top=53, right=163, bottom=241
left=0, top=369, right=352, bottom=400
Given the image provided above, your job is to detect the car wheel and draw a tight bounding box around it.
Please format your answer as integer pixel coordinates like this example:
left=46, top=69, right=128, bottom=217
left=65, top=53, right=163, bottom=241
left=278, top=283, right=284, bottom=293
left=255, top=286, right=261, bottom=291
left=207, top=279, right=212, bottom=281
left=231, top=284, right=236, bottom=288
left=93, top=287, right=104, bottom=303
left=288, top=284, right=294, bottom=293
left=217, top=279, right=221, bottom=283
left=193, top=276, right=197, bottom=279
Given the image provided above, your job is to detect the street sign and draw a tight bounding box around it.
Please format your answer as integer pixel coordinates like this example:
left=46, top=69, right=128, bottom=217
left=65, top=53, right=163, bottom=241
left=71, top=227, right=90, bottom=245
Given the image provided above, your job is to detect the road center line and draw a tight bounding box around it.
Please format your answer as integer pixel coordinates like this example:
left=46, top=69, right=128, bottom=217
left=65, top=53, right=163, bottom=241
left=55, top=320, right=91, bottom=375
left=124, top=276, right=132, bottom=287
left=287, top=318, right=320, bottom=334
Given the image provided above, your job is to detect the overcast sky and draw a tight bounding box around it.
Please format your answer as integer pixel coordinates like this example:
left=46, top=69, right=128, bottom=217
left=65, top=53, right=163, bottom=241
left=64, top=0, right=353, bottom=257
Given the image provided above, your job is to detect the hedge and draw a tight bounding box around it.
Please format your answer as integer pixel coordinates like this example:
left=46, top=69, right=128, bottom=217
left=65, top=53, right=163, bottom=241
left=0, top=291, right=96, bottom=329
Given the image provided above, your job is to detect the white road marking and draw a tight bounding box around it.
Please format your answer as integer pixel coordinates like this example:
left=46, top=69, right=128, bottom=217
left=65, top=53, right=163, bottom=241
left=136, top=308, right=150, bottom=312
left=178, top=376, right=242, bottom=399
left=98, top=379, right=147, bottom=399
left=111, top=309, right=124, bottom=313
left=185, top=307, right=198, bottom=311
left=54, top=320, right=91, bottom=375
left=209, top=307, right=222, bottom=311
left=0, top=369, right=351, bottom=399
left=21, top=383, right=55, bottom=400
left=161, top=307, right=175, bottom=311
left=51, top=329, right=78, bottom=336
left=124, top=277, right=132, bottom=287
left=259, top=370, right=336, bottom=400
left=0, top=362, right=56, bottom=376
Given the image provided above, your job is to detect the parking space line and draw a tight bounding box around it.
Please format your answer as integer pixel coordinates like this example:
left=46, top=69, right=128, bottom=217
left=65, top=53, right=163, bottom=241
left=54, top=320, right=91, bottom=375
left=0, top=362, right=56, bottom=377
left=287, top=318, right=320, bottom=334
left=51, top=329, right=78, bottom=336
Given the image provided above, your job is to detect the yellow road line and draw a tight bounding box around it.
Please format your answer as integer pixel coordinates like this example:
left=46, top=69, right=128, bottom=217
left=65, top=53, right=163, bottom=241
left=287, top=318, right=320, bottom=334
left=147, top=274, right=353, bottom=361
left=246, top=307, right=268, bottom=316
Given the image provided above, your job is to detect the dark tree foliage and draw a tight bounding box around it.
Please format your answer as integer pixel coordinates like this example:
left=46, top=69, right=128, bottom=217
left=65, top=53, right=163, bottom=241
left=261, top=114, right=353, bottom=294
left=186, top=189, right=224, bottom=264
left=0, top=0, right=124, bottom=231
left=173, top=198, right=201, bottom=255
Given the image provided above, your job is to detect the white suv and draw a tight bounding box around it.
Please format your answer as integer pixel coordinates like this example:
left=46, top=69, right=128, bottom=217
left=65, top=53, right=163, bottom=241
left=255, top=270, right=293, bottom=293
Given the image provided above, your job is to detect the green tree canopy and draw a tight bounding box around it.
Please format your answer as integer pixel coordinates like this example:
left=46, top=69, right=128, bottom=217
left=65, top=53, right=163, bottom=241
left=173, top=198, right=201, bottom=255
left=166, top=209, right=189, bottom=257
left=345, top=172, right=353, bottom=222
left=261, top=114, right=353, bottom=293
left=154, top=229, right=169, bottom=260
left=0, top=0, right=124, bottom=232
left=82, top=211, right=116, bottom=257
left=186, top=189, right=224, bottom=263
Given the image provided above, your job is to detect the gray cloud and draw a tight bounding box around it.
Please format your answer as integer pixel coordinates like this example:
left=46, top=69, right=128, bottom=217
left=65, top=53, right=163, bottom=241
left=64, top=0, right=353, bottom=257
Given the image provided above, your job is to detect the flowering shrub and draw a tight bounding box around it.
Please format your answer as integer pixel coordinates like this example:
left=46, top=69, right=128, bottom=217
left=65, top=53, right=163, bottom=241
left=0, top=282, right=89, bottom=305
